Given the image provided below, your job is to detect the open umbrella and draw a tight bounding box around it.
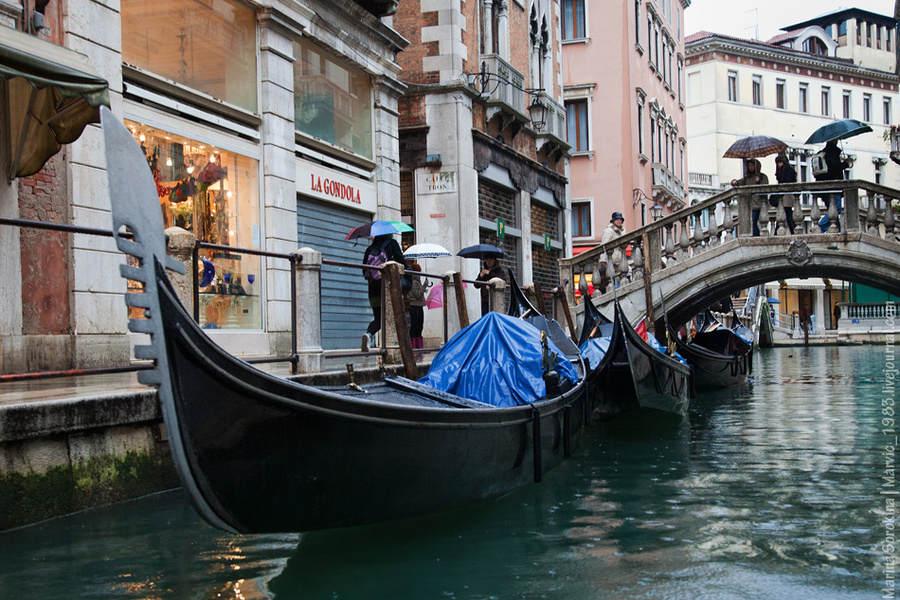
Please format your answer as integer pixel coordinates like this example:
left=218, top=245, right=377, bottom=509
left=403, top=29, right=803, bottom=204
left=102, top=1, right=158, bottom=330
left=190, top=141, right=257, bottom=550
left=425, top=283, right=444, bottom=309
left=457, top=243, right=506, bottom=259
left=403, top=243, right=452, bottom=259
left=345, top=220, right=413, bottom=240
left=723, top=135, right=788, bottom=159
left=424, top=281, right=467, bottom=309
left=805, top=118, right=873, bottom=144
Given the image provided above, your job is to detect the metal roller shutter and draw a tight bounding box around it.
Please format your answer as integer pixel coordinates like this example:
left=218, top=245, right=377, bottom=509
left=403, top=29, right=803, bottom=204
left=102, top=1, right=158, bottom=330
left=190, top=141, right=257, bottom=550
left=297, top=196, right=372, bottom=350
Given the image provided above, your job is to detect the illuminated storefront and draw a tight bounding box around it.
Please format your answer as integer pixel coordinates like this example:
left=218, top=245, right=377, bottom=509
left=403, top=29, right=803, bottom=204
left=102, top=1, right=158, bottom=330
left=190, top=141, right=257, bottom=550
left=126, top=120, right=262, bottom=330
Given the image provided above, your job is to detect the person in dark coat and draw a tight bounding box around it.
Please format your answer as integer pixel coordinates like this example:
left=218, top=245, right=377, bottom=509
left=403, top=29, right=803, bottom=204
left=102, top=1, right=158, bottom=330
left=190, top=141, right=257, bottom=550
left=362, top=233, right=406, bottom=351
left=731, top=158, right=768, bottom=236
left=815, top=140, right=850, bottom=232
left=474, top=256, right=506, bottom=316
left=772, top=153, right=797, bottom=234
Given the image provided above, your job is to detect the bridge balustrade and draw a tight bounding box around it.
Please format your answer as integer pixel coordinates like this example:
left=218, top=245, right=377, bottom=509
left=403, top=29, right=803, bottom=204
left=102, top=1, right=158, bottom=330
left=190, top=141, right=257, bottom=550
left=560, top=179, right=900, bottom=310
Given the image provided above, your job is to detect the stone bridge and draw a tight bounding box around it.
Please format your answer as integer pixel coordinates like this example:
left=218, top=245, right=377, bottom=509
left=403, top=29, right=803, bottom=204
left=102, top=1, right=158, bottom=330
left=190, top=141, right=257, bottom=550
left=559, top=179, right=900, bottom=331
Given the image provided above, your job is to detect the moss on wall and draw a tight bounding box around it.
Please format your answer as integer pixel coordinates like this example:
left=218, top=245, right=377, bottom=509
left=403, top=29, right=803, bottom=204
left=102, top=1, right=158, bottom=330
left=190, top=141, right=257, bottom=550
left=0, top=449, right=178, bottom=531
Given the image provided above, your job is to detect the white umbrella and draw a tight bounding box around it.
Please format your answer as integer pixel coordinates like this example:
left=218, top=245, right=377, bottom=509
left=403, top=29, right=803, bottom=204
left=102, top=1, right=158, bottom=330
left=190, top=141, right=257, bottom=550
left=403, top=243, right=452, bottom=259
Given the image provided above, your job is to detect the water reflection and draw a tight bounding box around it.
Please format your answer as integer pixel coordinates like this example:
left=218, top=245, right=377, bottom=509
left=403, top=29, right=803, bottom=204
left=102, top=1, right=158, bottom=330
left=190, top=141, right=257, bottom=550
left=0, top=346, right=891, bottom=599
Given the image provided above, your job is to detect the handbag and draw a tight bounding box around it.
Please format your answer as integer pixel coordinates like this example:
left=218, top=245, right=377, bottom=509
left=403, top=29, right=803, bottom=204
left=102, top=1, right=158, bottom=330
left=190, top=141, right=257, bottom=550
left=198, top=155, right=226, bottom=185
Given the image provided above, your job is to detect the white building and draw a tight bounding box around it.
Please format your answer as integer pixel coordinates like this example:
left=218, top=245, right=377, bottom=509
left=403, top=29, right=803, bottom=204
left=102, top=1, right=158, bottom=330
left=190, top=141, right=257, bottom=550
left=684, top=7, right=900, bottom=335
left=685, top=8, right=899, bottom=202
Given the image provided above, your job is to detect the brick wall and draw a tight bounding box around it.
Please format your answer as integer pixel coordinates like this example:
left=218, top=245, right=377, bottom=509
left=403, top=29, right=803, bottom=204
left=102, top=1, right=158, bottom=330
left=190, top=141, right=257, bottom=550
left=394, top=0, right=442, bottom=84
left=399, top=95, right=427, bottom=129
left=17, top=153, right=72, bottom=335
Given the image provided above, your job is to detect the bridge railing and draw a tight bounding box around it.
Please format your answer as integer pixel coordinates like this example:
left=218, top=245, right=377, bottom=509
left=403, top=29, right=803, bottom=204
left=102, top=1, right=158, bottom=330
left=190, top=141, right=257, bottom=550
left=560, top=179, right=900, bottom=311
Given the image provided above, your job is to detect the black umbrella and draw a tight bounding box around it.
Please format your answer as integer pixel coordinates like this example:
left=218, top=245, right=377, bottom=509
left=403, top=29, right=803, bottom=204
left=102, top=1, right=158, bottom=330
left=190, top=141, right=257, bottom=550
left=805, top=119, right=873, bottom=144
left=457, top=243, right=506, bottom=259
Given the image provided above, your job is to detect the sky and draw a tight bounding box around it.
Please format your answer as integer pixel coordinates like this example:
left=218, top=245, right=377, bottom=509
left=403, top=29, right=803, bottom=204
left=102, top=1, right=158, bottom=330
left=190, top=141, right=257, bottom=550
left=684, top=0, right=895, bottom=41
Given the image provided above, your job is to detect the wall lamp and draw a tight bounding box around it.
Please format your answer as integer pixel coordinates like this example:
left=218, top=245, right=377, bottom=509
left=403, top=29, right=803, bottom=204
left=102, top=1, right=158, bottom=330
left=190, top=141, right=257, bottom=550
left=468, top=66, right=547, bottom=132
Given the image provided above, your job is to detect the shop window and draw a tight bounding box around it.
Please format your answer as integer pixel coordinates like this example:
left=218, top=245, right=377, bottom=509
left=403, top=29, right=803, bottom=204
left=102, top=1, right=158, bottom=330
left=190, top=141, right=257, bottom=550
left=121, top=0, right=257, bottom=113
left=126, top=120, right=262, bottom=330
left=294, top=40, right=373, bottom=160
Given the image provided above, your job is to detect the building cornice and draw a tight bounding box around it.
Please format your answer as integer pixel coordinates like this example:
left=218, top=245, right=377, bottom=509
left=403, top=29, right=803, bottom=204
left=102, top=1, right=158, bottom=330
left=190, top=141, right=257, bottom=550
left=686, top=36, right=898, bottom=90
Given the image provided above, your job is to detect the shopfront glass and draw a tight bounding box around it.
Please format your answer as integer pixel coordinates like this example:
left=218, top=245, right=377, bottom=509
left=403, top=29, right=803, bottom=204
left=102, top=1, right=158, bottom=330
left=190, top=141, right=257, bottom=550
left=126, top=119, right=262, bottom=330
left=121, top=0, right=258, bottom=113
left=294, top=40, right=373, bottom=159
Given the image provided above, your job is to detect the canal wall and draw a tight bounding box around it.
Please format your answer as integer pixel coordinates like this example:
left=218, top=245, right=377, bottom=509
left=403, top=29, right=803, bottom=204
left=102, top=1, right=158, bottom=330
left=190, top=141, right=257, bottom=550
left=0, top=363, right=428, bottom=531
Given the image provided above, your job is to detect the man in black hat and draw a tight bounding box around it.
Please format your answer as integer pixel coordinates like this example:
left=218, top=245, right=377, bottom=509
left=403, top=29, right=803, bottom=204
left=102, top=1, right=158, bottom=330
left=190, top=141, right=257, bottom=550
left=597, top=212, right=625, bottom=294
left=601, top=212, right=625, bottom=245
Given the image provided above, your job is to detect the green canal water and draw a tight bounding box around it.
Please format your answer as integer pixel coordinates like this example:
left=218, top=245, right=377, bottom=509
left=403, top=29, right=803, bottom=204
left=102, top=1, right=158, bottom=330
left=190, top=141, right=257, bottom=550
left=1, top=345, right=898, bottom=599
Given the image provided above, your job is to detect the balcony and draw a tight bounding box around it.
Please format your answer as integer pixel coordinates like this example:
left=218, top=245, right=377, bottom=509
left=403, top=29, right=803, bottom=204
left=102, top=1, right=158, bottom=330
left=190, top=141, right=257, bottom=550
left=534, top=93, right=570, bottom=158
left=476, top=54, right=528, bottom=132
left=651, top=163, right=686, bottom=207
left=688, top=172, right=720, bottom=189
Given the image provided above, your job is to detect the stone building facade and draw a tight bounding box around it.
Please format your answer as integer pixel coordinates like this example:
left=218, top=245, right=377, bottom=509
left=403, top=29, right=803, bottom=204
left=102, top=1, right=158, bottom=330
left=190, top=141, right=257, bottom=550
left=0, top=0, right=408, bottom=372
left=390, top=0, right=570, bottom=327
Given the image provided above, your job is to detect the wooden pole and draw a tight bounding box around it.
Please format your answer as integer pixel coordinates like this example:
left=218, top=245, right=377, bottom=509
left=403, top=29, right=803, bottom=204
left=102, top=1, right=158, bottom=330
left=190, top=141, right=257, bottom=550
left=385, top=262, right=418, bottom=379
left=452, top=271, right=469, bottom=329
left=555, top=280, right=578, bottom=344
left=533, top=281, right=546, bottom=314
left=641, top=231, right=656, bottom=333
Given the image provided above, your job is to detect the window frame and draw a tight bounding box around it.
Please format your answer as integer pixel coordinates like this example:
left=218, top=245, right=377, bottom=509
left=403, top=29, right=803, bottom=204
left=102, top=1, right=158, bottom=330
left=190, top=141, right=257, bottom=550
left=562, top=0, right=587, bottom=41
left=799, top=82, right=809, bottom=113
left=571, top=199, right=594, bottom=239
left=776, top=79, right=786, bottom=110
left=821, top=86, right=831, bottom=117
left=863, top=93, right=872, bottom=122
left=565, top=98, right=591, bottom=153
left=727, top=70, right=738, bottom=103
left=752, top=74, right=762, bottom=106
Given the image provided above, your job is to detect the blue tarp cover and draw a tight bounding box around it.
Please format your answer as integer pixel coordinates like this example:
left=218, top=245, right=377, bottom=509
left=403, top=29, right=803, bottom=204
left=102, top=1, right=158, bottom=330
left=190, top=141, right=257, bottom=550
left=419, top=312, right=579, bottom=407
left=580, top=328, right=687, bottom=370
left=580, top=337, right=611, bottom=371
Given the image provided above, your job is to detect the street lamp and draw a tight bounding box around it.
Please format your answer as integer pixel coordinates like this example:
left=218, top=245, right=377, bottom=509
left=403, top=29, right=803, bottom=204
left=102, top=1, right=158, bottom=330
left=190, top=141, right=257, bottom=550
left=650, top=204, right=665, bottom=221
left=469, top=67, right=547, bottom=132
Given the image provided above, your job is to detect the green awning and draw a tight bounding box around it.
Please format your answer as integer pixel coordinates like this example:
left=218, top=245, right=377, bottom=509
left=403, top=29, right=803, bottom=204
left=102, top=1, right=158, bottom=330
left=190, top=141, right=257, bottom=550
left=0, top=26, right=110, bottom=180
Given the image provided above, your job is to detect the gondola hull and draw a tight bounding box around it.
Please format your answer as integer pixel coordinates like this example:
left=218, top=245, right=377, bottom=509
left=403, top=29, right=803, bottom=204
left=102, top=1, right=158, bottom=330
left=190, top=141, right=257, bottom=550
left=670, top=312, right=753, bottom=389
left=583, top=303, right=691, bottom=419
left=671, top=335, right=752, bottom=389
left=100, top=107, right=588, bottom=534
left=158, top=262, right=588, bottom=533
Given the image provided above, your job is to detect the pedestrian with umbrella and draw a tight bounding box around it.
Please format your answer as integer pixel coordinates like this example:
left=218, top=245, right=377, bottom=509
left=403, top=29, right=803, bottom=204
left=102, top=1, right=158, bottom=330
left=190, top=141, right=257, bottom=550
left=353, top=221, right=411, bottom=352
left=813, top=140, right=852, bottom=233
left=806, top=119, right=870, bottom=233
left=730, top=158, right=769, bottom=236
left=724, top=135, right=784, bottom=237
left=458, top=244, right=506, bottom=316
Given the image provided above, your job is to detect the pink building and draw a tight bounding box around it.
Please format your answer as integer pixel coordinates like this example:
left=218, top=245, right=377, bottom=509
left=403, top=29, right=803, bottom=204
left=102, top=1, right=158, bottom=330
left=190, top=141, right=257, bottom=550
left=563, top=0, right=690, bottom=255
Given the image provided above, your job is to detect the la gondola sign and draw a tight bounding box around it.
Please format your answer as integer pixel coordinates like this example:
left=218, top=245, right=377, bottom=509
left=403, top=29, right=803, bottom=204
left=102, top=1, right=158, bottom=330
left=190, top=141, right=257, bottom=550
left=297, top=160, right=377, bottom=214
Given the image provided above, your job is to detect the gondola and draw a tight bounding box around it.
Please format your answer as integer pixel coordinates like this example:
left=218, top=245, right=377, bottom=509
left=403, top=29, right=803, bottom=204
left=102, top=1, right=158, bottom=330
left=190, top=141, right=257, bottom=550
left=668, top=309, right=752, bottom=389
left=100, top=108, right=588, bottom=534
left=579, top=297, right=692, bottom=419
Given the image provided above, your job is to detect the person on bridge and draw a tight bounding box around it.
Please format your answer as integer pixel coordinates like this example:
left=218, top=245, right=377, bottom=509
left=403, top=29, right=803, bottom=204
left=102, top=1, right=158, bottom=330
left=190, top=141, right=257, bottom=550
left=731, top=158, right=769, bottom=236
left=772, top=153, right=797, bottom=234
left=599, top=212, right=625, bottom=293
left=815, top=140, right=850, bottom=233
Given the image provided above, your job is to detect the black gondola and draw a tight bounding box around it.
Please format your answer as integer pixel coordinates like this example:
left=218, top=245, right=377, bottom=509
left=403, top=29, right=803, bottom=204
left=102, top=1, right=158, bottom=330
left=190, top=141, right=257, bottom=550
left=668, top=309, right=752, bottom=389
left=580, top=298, right=691, bottom=419
left=100, top=108, right=588, bottom=534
